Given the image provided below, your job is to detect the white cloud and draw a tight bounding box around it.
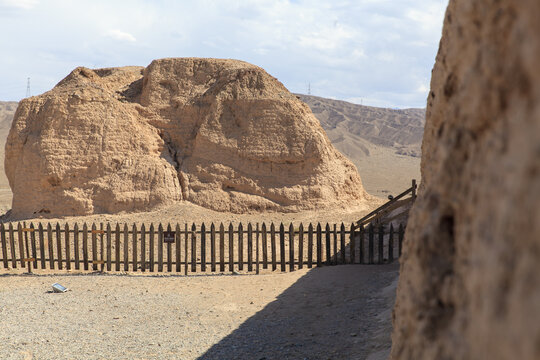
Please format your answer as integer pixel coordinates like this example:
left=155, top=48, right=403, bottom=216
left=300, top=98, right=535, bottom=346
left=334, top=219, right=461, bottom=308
left=0, top=0, right=448, bottom=108
left=0, top=0, right=38, bottom=9
left=417, top=84, right=429, bottom=93
left=106, top=29, right=136, bottom=42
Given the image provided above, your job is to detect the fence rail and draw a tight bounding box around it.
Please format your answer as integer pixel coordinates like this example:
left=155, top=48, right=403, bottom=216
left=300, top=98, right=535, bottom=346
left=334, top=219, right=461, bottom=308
left=356, top=179, right=417, bottom=227
left=0, top=222, right=405, bottom=274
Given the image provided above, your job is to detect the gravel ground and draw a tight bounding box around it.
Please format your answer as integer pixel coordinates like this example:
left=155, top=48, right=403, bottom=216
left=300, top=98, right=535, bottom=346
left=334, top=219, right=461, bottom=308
left=0, top=264, right=398, bottom=360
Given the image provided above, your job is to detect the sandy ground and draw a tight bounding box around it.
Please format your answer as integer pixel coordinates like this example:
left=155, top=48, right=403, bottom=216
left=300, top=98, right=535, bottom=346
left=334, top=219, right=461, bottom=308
left=0, top=264, right=398, bottom=360
left=1, top=199, right=383, bottom=227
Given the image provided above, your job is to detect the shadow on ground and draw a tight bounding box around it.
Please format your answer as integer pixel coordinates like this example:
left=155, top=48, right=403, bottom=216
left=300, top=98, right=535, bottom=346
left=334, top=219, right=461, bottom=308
left=199, top=263, right=399, bottom=360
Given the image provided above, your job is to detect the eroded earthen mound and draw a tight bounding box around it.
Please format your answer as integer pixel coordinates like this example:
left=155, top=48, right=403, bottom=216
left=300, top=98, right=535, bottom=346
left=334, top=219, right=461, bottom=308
left=391, top=1, right=540, bottom=359
left=6, top=58, right=370, bottom=217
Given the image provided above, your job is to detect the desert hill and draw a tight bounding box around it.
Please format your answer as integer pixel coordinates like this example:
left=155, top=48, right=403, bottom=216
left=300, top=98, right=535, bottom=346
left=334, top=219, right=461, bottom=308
left=298, top=94, right=423, bottom=196
left=0, top=93, right=424, bottom=215
left=6, top=58, right=372, bottom=217
left=0, top=101, right=17, bottom=213
left=298, top=95, right=424, bottom=157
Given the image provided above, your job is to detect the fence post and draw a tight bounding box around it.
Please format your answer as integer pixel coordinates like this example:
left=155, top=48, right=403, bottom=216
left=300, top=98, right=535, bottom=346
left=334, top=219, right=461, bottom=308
left=399, top=224, right=404, bottom=257
left=262, top=223, right=268, bottom=269
left=74, top=223, right=80, bottom=270
left=157, top=223, right=164, bottom=272
left=133, top=224, right=138, bottom=272
left=184, top=224, right=188, bottom=275
left=219, top=223, right=225, bottom=272
left=308, top=223, right=314, bottom=268
left=91, top=223, right=98, bottom=271
left=288, top=223, right=294, bottom=272
left=18, top=223, right=25, bottom=269
left=55, top=223, right=62, bottom=270
left=247, top=223, right=253, bottom=272
left=298, top=223, right=304, bottom=270
left=211, top=223, right=216, bottom=272
left=325, top=224, right=331, bottom=265
left=368, top=224, right=374, bottom=264
left=228, top=223, right=234, bottom=272
left=279, top=223, right=286, bottom=272
left=124, top=224, right=130, bottom=272
left=39, top=223, right=46, bottom=269
left=359, top=225, right=364, bottom=264
left=378, top=224, right=384, bottom=264
left=201, top=223, right=206, bottom=272
left=149, top=224, right=156, bottom=272
left=115, top=223, right=121, bottom=272
left=270, top=223, right=277, bottom=271
left=191, top=223, right=196, bottom=273
left=158, top=223, right=164, bottom=272
left=316, top=223, right=322, bottom=267
left=100, top=223, right=104, bottom=272
left=175, top=223, right=181, bottom=273
left=333, top=224, right=337, bottom=265
left=256, top=223, right=260, bottom=275
left=106, top=223, right=112, bottom=271
left=349, top=223, right=355, bottom=264
left=340, top=223, right=346, bottom=264
left=82, top=223, right=88, bottom=271
left=9, top=223, right=16, bottom=268
left=389, top=224, right=394, bottom=263
left=30, top=223, right=37, bottom=269
left=238, top=223, right=244, bottom=271
left=140, top=224, right=146, bottom=272
left=0, top=224, right=6, bottom=269
left=64, top=223, right=71, bottom=270
left=165, top=223, right=172, bottom=272
left=22, top=223, right=31, bottom=273
left=184, top=224, right=189, bottom=275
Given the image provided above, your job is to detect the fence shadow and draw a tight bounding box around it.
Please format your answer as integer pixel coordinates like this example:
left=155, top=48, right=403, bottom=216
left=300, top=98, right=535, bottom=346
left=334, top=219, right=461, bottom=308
left=198, top=263, right=399, bottom=360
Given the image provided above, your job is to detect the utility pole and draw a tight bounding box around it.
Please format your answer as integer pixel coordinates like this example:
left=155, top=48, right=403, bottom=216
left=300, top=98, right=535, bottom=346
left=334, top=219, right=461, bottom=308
left=308, top=82, right=311, bottom=95
left=26, top=77, right=31, bottom=98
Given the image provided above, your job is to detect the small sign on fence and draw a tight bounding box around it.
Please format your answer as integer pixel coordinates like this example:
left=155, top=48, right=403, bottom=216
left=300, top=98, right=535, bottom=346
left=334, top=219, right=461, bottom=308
left=163, top=231, right=175, bottom=243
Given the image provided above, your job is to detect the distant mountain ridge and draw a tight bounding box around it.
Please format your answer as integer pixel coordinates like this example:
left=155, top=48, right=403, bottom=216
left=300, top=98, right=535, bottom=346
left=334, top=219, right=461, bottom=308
left=296, top=94, right=424, bottom=197
left=297, top=94, right=425, bottom=158
left=0, top=101, right=17, bottom=131
left=0, top=101, right=17, bottom=212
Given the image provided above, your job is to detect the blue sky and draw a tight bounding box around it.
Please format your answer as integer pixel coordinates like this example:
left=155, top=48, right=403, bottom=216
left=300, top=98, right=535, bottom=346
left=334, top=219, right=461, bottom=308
left=0, top=0, right=447, bottom=108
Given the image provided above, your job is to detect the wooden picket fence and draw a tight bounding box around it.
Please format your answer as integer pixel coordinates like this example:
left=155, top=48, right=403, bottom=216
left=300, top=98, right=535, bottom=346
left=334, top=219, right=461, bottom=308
left=0, top=222, right=405, bottom=274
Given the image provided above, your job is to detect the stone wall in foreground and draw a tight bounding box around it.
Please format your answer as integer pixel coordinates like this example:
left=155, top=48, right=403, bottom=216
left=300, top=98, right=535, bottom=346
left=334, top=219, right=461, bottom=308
left=391, top=1, right=540, bottom=359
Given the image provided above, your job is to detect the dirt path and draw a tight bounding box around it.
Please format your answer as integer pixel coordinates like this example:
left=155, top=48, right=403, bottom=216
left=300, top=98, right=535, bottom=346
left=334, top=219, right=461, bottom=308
left=0, top=264, right=398, bottom=360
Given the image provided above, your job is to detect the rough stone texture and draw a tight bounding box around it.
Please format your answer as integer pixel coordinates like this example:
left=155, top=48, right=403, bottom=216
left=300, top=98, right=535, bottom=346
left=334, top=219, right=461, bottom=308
left=391, top=1, right=540, bottom=359
left=6, top=58, right=370, bottom=217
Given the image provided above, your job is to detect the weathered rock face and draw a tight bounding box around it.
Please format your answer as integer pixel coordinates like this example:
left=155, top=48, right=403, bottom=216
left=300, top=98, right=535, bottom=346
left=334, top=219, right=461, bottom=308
left=391, top=1, right=540, bottom=359
left=6, top=58, right=369, bottom=217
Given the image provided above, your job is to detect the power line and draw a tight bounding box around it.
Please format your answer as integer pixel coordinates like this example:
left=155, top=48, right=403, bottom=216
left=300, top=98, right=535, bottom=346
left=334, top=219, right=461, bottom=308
left=26, top=77, right=31, bottom=98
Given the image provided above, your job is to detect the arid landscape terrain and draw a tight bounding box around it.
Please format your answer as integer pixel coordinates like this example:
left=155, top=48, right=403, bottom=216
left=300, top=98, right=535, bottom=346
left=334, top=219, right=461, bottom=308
left=2, top=0, right=538, bottom=359
left=0, top=59, right=421, bottom=360
left=299, top=95, right=423, bottom=197
left=0, top=101, right=16, bottom=214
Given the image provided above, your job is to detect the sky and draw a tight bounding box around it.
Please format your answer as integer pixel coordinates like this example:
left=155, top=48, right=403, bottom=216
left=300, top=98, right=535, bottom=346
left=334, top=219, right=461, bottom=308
left=0, top=0, right=447, bottom=109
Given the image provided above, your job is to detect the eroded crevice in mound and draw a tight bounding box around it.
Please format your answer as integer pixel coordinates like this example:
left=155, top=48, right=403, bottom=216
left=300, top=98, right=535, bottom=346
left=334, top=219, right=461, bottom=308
left=117, top=77, right=144, bottom=103
left=156, top=129, right=187, bottom=200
